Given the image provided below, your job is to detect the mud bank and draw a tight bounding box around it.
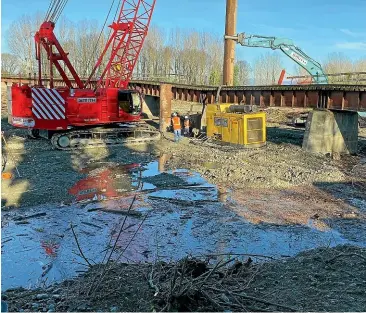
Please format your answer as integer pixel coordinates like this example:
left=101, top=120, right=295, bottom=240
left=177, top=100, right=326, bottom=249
left=2, top=245, right=366, bottom=312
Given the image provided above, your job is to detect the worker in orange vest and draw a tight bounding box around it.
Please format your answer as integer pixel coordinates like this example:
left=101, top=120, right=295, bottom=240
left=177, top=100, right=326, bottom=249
left=183, top=116, right=190, bottom=136
left=171, top=112, right=182, bottom=142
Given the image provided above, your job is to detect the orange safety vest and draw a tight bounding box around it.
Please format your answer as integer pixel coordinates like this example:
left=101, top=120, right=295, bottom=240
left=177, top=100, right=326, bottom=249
left=184, top=119, right=190, bottom=127
left=172, top=116, right=181, bottom=130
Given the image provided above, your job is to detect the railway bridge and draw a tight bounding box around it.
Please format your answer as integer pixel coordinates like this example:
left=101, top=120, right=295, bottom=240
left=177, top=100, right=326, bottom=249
left=2, top=74, right=366, bottom=155
left=3, top=75, right=366, bottom=111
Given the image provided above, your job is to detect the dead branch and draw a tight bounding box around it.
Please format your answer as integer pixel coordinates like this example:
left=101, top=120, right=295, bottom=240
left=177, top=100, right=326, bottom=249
left=207, top=286, right=297, bottom=311
left=89, top=211, right=149, bottom=296
left=204, top=252, right=276, bottom=260
left=148, top=266, right=159, bottom=296
left=70, top=222, right=92, bottom=267
left=326, top=253, right=366, bottom=263
left=80, top=221, right=103, bottom=229
left=201, top=290, right=224, bottom=311
left=105, top=194, right=137, bottom=264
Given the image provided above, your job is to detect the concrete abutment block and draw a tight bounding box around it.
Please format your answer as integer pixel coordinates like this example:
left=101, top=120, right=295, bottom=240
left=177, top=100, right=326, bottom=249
left=302, top=109, right=358, bottom=155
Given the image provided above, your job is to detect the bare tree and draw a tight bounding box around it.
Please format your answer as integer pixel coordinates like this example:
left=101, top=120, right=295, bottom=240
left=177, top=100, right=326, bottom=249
left=234, top=60, right=251, bottom=86
left=137, top=25, right=165, bottom=80
left=350, top=57, right=366, bottom=85
left=135, top=27, right=225, bottom=85
left=253, top=52, right=283, bottom=85
left=1, top=53, right=20, bottom=74
left=354, top=58, right=366, bottom=71
left=324, top=52, right=353, bottom=77
left=5, top=13, right=304, bottom=87
left=7, top=12, right=45, bottom=75
left=323, top=52, right=362, bottom=84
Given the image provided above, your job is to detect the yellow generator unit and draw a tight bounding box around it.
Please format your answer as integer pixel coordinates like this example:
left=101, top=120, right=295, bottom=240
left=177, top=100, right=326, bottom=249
left=206, top=104, right=266, bottom=148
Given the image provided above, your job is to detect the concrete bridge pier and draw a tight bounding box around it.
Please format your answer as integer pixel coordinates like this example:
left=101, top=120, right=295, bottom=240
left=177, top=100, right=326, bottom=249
left=141, top=84, right=171, bottom=132
left=159, top=83, right=172, bottom=132
left=302, top=109, right=359, bottom=156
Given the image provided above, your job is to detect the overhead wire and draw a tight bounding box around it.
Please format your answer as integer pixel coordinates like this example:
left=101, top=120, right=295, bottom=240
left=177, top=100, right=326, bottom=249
left=55, top=0, right=66, bottom=21
left=50, top=0, right=63, bottom=21
left=45, top=0, right=57, bottom=21
left=44, top=0, right=53, bottom=21
left=44, top=0, right=124, bottom=82
left=54, top=0, right=68, bottom=23
left=49, top=0, right=59, bottom=21
left=83, top=0, right=120, bottom=79
left=47, top=0, right=68, bottom=23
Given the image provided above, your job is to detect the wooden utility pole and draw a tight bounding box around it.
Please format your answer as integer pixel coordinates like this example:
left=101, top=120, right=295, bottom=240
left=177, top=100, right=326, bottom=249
left=223, top=0, right=237, bottom=86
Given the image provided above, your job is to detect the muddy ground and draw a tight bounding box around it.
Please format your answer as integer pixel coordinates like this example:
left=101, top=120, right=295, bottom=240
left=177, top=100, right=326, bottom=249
left=2, top=109, right=366, bottom=210
left=2, top=245, right=366, bottom=312
left=153, top=124, right=366, bottom=229
left=2, top=88, right=366, bottom=311
left=2, top=115, right=366, bottom=237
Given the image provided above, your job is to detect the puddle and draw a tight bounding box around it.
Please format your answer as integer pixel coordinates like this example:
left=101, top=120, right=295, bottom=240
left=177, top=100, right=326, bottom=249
left=68, top=163, right=140, bottom=202
left=347, top=197, right=366, bottom=212
left=68, top=155, right=213, bottom=203
left=2, top=159, right=366, bottom=291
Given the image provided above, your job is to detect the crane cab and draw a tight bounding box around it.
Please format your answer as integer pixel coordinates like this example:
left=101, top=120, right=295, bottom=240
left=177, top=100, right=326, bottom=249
left=118, top=90, right=142, bottom=116
left=66, top=88, right=143, bottom=125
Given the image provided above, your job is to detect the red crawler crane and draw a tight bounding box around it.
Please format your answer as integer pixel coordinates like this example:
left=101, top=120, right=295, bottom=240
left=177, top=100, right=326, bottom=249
left=9, top=0, right=158, bottom=149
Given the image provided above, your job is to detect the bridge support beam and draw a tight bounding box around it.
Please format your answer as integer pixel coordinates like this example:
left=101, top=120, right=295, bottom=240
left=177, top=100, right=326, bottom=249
left=302, top=109, right=358, bottom=155
left=159, top=83, right=172, bottom=132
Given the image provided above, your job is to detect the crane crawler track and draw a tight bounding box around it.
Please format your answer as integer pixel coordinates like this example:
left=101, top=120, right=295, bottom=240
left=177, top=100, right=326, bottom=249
left=51, top=124, right=161, bottom=150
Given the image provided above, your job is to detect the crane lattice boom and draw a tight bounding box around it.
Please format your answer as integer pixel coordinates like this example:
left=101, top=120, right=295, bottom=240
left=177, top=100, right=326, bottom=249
left=104, top=0, right=156, bottom=89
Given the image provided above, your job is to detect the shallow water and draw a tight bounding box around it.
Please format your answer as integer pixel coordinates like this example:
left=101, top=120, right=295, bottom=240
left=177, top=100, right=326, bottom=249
left=2, top=160, right=365, bottom=291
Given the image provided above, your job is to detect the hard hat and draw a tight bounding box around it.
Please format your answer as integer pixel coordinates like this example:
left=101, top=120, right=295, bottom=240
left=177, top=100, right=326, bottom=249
left=172, top=112, right=177, bottom=117
left=185, top=116, right=188, bottom=119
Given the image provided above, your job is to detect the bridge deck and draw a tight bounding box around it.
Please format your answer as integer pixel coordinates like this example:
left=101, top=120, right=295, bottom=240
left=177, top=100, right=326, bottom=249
left=2, top=75, right=365, bottom=111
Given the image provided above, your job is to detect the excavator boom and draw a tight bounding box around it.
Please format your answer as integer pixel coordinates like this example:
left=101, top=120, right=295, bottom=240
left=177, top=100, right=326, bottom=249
left=226, top=33, right=328, bottom=84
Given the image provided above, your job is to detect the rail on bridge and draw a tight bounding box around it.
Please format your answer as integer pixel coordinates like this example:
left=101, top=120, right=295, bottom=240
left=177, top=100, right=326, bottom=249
left=129, top=80, right=366, bottom=112
left=2, top=74, right=366, bottom=112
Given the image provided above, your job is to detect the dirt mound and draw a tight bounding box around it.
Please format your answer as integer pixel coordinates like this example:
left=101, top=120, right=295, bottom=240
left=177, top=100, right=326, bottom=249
left=156, top=133, right=349, bottom=190
left=3, top=245, right=365, bottom=312
left=265, top=107, right=311, bottom=124
left=248, top=244, right=366, bottom=312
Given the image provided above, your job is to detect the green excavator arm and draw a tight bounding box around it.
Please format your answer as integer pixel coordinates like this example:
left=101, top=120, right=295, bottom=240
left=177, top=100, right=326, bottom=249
left=226, top=33, right=328, bottom=84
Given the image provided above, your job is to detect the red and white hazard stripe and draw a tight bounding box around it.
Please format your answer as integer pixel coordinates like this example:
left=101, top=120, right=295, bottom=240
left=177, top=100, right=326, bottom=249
left=31, top=88, right=66, bottom=120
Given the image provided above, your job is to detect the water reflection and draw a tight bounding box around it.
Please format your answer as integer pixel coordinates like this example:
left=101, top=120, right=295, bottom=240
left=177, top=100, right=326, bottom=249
left=158, top=153, right=171, bottom=172
left=2, top=160, right=366, bottom=291
left=68, top=163, right=140, bottom=202
left=68, top=154, right=174, bottom=203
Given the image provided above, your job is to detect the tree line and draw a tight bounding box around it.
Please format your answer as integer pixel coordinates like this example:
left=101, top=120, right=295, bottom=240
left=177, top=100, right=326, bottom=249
left=2, top=13, right=366, bottom=85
